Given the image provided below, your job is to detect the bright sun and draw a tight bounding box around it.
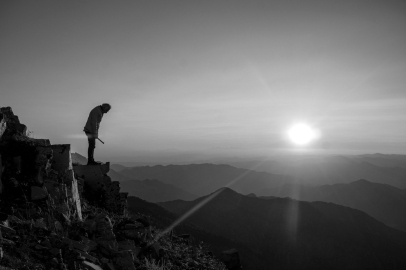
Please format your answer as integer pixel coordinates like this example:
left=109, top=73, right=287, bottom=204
left=288, top=123, right=318, bottom=146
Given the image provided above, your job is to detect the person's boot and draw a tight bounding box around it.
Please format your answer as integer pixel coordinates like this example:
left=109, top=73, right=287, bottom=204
left=87, top=159, right=99, bottom=165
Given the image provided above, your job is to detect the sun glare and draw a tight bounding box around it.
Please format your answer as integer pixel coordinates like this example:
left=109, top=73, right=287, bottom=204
left=288, top=123, right=318, bottom=146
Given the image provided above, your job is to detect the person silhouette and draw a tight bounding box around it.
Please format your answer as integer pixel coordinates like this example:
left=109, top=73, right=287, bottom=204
left=83, top=103, right=111, bottom=165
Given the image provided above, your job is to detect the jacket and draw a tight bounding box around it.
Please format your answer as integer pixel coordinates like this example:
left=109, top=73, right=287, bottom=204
left=84, top=106, right=104, bottom=136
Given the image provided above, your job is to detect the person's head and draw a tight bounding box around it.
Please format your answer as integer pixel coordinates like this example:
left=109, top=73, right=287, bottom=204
left=101, top=103, right=111, bottom=113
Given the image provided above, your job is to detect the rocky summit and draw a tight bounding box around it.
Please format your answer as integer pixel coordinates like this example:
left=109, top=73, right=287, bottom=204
left=0, top=107, right=227, bottom=270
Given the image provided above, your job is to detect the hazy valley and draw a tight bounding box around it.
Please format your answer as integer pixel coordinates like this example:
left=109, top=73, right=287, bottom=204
left=75, top=152, right=406, bottom=269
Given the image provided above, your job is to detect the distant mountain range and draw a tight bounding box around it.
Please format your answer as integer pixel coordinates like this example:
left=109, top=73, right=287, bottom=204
left=225, top=155, right=406, bottom=188
left=108, top=169, right=197, bottom=202
left=71, top=152, right=87, bottom=165
left=352, top=153, right=406, bottom=168
left=159, top=188, right=406, bottom=270
left=110, top=163, right=130, bottom=172
left=119, top=164, right=292, bottom=196
left=75, top=153, right=406, bottom=189
left=261, top=179, right=406, bottom=232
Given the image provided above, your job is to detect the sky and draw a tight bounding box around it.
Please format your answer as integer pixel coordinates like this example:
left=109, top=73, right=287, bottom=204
left=1, top=0, right=406, bottom=161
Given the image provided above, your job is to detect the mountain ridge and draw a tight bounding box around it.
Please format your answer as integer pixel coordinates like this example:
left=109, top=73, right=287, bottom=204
left=108, top=169, right=198, bottom=202
left=262, top=179, right=406, bottom=231
left=120, top=163, right=292, bottom=196
left=159, top=187, right=406, bottom=270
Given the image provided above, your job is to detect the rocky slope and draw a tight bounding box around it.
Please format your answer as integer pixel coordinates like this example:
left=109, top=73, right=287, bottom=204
left=0, top=107, right=227, bottom=270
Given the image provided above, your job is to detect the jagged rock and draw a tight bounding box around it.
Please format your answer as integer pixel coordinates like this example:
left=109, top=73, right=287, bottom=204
left=48, top=144, right=82, bottom=220
left=0, top=108, right=227, bottom=270
left=0, top=107, right=27, bottom=140
left=73, top=164, right=127, bottom=214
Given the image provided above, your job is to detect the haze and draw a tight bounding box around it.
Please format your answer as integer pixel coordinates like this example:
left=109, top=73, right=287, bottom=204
left=1, top=0, right=406, bottom=162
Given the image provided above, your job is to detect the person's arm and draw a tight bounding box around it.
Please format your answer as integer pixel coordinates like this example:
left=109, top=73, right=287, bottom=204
left=89, top=110, right=102, bottom=138
left=94, top=109, right=103, bottom=137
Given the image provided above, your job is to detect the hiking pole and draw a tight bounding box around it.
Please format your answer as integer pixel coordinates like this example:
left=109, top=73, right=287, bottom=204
left=97, top=138, right=105, bottom=144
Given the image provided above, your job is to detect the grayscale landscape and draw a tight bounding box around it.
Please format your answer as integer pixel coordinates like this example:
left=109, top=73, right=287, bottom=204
left=2, top=0, right=406, bottom=269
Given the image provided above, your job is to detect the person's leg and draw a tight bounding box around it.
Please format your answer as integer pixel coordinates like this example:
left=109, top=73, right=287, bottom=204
left=86, top=133, right=96, bottom=164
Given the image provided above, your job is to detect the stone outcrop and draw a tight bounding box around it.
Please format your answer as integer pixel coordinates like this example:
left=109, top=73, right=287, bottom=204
left=0, top=107, right=27, bottom=141
left=73, top=163, right=128, bottom=215
left=0, top=107, right=82, bottom=221
left=0, top=106, right=129, bottom=220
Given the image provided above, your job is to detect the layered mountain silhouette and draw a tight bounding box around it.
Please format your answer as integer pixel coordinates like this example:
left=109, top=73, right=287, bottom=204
left=119, top=164, right=292, bottom=196
left=110, top=163, right=129, bottom=172
left=262, top=179, right=406, bottom=232
left=108, top=169, right=197, bottom=202
left=352, top=153, right=406, bottom=168
left=226, top=155, right=406, bottom=188
left=159, top=188, right=406, bottom=270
